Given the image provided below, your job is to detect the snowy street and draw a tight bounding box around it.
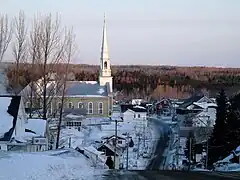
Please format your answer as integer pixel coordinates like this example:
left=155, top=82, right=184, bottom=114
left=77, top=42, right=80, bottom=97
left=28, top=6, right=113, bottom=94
left=146, top=117, right=172, bottom=170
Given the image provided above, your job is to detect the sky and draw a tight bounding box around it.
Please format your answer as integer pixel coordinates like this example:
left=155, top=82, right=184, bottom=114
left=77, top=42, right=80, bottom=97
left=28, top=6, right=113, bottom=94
left=1, top=0, right=240, bottom=67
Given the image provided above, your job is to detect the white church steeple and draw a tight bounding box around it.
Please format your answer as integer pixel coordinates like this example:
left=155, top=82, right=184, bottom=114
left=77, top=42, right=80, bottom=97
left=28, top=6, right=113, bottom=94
left=99, top=13, right=113, bottom=92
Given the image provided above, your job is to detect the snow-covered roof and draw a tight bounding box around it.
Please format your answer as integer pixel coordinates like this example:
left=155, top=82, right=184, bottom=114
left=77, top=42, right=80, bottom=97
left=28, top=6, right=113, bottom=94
left=25, top=119, right=47, bottom=137
left=193, top=102, right=217, bottom=109
left=0, top=96, right=21, bottom=141
left=22, top=80, right=110, bottom=99
left=0, top=97, right=13, bottom=137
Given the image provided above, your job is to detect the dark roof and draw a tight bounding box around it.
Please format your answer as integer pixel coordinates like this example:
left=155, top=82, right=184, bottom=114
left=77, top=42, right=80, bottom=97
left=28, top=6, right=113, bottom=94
left=120, top=104, right=147, bottom=113
left=131, top=106, right=147, bottom=112
left=178, top=94, right=204, bottom=109
left=0, top=95, right=21, bottom=141
left=23, top=81, right=109, bottom=98
left=120, top=104, right=134, bottom=113
left=65, top=81, right=108, bottom=96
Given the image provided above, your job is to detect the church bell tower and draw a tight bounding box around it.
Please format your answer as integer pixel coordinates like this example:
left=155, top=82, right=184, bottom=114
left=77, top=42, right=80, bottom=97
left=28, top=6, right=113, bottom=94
left=99, top=13, right=113, bottom=92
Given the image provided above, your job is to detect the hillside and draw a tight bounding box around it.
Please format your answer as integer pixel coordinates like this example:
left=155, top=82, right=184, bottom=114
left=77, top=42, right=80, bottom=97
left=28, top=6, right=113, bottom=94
left=5, top=63, right=240, bottom=99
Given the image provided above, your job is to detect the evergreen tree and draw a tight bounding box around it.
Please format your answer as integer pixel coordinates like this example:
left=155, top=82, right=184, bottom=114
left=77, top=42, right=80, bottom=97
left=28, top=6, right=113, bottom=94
left=225, top=93, right=240, bottom=153
left=208, top=89, right=229, bottom=166
left=185, top=131, right=196, bottom=163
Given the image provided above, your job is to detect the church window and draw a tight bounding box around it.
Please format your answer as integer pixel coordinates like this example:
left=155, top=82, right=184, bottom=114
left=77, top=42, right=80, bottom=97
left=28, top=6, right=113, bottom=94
left=88, top=102, right=93, bottom=114
left=68, top=102, right=73, bottom=109
left=104, top=61, right=107, bottom=69
left=57, top=102, right=62, bottom=109
left=48, top=103, right=52, bottom=115
left=78, top=102, right=84, bottom=108
left=98, top=102, right=103, bottom=114
left=26, top=102, right=30, bottom=108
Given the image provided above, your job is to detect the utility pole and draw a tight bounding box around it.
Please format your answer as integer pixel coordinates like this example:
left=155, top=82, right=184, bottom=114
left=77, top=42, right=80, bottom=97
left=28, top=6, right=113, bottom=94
left=205, top=116, right=210, bottom=169
left=126, top=133, right=129, bottom=170
left=114, top=119, right=117, bottom=169
left=189, top=136, right=192, bottom=170
left=143, top=122, right=146, bottom=148
left=137, top=134, right=140, bottom=159
left=69, top=137, right=71, bottom=148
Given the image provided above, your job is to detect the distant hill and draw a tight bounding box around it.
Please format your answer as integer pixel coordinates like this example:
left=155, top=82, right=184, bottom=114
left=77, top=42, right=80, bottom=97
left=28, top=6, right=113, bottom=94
left=5, top=63, right=240, bottom=99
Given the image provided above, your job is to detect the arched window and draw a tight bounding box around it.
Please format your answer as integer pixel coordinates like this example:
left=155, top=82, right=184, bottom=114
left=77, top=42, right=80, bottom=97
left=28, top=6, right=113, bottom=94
left=68, top=102, right=73, bottom=109
left=98, top=102, right=103, bottom=114
left=88, top=102, right=93, bottom=114
left=57, top=102, right=62, bottom=109
left=26, top=102, right=30, bottom=108
left=78, top=102, right=84, bottom=108
left=104, top=61, right=107, bottom=69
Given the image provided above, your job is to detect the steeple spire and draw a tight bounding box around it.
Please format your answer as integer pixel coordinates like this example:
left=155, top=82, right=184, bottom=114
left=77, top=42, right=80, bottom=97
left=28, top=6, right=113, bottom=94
left=101, top=12, right=109, bottom=66
left=99, top=13, right=112, bottom=92
left=100, top=12, right=111, bottom=76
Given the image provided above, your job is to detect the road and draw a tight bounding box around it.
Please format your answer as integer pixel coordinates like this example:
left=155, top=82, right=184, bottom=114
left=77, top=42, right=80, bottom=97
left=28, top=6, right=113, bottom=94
left=97, top=116, right=240, bottom=179
left=146, top=116, right=171, bottom=170
left=100, top=170, right=240, bottom=180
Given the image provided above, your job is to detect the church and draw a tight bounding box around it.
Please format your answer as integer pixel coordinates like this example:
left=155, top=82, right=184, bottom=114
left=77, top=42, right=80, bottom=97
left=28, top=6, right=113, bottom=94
left=59, top=14, right=113, bottom=117
left=22, top=15, right=113, bottom=117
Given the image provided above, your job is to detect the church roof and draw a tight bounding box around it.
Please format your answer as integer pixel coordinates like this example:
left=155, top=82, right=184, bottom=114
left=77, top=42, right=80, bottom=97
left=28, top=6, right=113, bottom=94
left=65, top=81, right=108, bottom=97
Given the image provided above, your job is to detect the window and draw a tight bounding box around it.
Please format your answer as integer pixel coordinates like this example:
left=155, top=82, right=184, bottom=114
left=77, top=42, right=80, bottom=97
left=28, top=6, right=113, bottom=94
left=67, top=121, right=81, bottom=127
left=104, top=61, right=107, bottom=69
left=134, top=114, right=136, bottom=118
left=78, top=102, right=84, bottom=108
left=26, top=102, right=30, bottom=108
left=48, top=103, right=52, bottom=115
left=68, top=102, right=73, bottom=109
left=57, top=102, right=62, bottom=109
left=138, top=114, right=140, bottom=118
left=118, top=140, right=122, bottom=144
left=98, top=102, right=103, bottom=114
left=88, top=102, right=93, bottom=114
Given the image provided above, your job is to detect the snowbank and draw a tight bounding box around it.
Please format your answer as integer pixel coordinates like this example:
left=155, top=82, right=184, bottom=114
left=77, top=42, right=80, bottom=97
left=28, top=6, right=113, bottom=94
left=0, top=149, right=104, bottom=180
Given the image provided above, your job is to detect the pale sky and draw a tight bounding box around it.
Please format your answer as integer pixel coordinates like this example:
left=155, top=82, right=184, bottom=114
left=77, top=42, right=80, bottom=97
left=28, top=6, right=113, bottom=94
left=1, top=0, right=240, bottom=67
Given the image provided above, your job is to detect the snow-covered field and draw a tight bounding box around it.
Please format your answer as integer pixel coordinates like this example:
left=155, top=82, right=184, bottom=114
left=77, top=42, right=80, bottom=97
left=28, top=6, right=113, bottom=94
left=0, top=149, right=105, bottom=180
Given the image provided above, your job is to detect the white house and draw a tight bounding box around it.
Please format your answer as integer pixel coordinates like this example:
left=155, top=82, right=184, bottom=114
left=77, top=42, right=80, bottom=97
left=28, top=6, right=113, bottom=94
left=120, top=105, right=147, bottom=127
left=0, top=95, right=49, bottom=152
left=102, top=134, right=127, bottom=149
left=192, top=102, right=217, bottom=127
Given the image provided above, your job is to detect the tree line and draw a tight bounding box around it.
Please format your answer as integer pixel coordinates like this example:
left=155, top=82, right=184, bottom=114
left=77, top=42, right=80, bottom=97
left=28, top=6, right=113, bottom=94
left=6, top=63, right=240, bottom=100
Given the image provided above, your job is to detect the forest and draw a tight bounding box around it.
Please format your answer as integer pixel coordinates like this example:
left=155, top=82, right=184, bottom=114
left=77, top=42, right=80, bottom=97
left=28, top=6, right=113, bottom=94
left=6, top=63, right=240, bottom=100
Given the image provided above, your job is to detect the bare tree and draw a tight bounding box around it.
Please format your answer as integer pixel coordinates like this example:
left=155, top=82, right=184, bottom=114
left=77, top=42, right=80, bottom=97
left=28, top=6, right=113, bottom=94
left=26, top=14, right=42, bottom=118
left=12, top=11, right=28, bottom=94
left=31, top=13, right=65, bottom=120
left=56, top=28, right=76, bottom=149
left=0, top=13, right=12, bottom=62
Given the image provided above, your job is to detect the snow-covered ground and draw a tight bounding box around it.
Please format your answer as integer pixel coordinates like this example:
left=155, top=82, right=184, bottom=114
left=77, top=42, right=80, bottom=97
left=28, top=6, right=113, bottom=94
left=214, top=145, right=240, bottom=172
left=59, top=117, right=158, bottom=170
left=0, top=149, right=105, bottom=180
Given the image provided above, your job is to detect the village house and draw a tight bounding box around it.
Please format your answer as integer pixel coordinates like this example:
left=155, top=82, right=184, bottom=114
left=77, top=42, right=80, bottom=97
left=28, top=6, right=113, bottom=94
left=102, top=134, right=127, bottom=150
left=120, top=105, right=148, bottom=126
left=97, top=143, right=122, bottom=169
left=0, top=95, right=48, bottom=152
